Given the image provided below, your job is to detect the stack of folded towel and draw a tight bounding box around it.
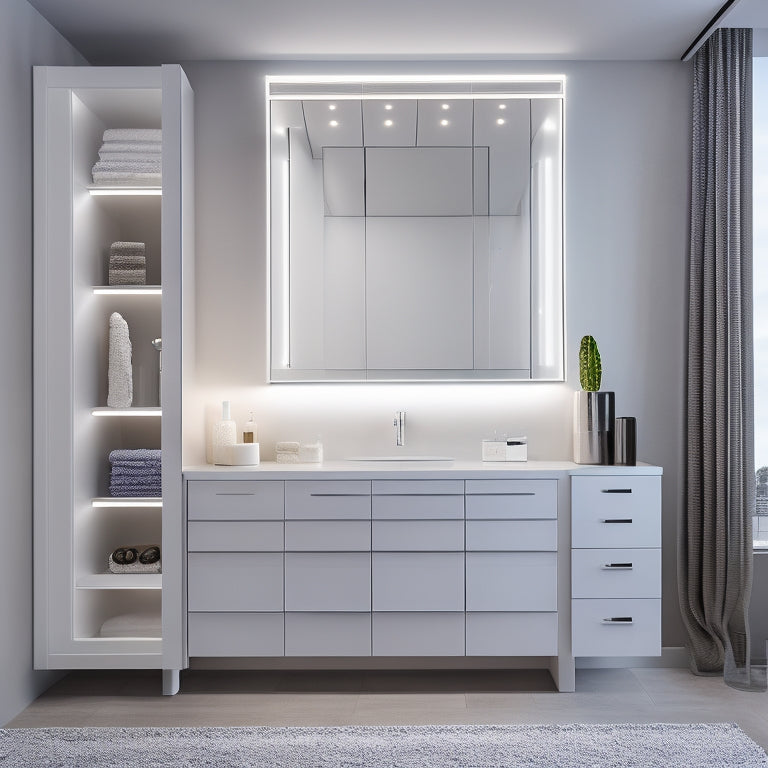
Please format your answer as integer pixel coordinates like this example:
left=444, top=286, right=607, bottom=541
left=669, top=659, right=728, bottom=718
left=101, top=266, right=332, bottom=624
left=91, top=128, right=162, bottom=186
left=275, top=441, right=300, bottom=464
left=109, top=448, right=162, bottom=497
left=108, top=241, right=146, bottom=285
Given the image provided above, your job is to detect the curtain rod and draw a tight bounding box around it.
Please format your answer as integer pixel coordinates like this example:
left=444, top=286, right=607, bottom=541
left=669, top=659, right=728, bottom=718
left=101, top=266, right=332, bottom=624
left=681, top=0, right=742, bottom=61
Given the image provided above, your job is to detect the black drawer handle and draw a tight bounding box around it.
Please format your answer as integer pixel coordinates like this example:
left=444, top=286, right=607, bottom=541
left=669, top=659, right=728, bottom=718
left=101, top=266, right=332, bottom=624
left=601, top=488, right=633, bottom=494
left=601, top=518, right=633, bottom=524
left=601, top=563, right=633, bottom=570
left=602, top=617, right=634, bottom=624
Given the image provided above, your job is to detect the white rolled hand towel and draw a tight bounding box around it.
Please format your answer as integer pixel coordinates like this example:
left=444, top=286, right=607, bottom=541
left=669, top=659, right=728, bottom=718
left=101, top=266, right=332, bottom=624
left=107, top=312, right=133, bottom=408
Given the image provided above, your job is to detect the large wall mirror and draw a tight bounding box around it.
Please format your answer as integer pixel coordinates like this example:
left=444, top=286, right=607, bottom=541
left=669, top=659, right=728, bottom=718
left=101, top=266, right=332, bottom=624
left=267, top=76, right=564, bottom=382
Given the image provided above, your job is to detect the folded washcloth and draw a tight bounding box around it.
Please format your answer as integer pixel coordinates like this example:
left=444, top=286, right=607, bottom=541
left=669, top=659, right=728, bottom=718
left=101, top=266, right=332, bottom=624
left=110, top=466, right=162, bottom=478
left=275, top=441, right=300, bottom=453
left=92, top=172, right=161, bottom=185
left=98, top=141, right=161, bottom=154
left=109, top=448, right=162, bottom=464
left=111, top=241, right=146, bottom=253
left=276, top=453, right=301, bottom=464
left=110, top=460, right=162, bottom=470
left=109, top=269, right=146, bottom=286
left=103, top=128, right=162, bottom=143
left=109, top=475, right=162, bottom=487
left=99, top=151, right=161, bottom=163
left=107, top=312, right=132, bottom=408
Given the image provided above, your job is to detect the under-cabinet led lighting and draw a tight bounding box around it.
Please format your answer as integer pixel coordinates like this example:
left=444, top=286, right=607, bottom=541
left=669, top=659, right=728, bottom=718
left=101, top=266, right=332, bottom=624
left=92, top=499, right=163, bottom=508
left=496, top=118, right=506, bottom=125
left=440, top=119, right=449, bottom=126
left=328, top=104, right=337, bottom=110
left=384, top=119, right=393, bottom=127
left=499, top=103, right=507, bottom=109
left=91, top=408, right=161, bottom=417
left=329, top=120, right=339, bottom=127
left=88, top=187, right=162, bottom=196
left=441, top=103, right=450, bottom=110
left=92, top=287, right=162, bottom=295
left=384, top=104, right=393, bottom=110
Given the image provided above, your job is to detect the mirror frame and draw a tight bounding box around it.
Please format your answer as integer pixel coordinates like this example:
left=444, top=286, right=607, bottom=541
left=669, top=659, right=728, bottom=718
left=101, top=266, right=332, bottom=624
left=266, top=75, right=565, bottom=383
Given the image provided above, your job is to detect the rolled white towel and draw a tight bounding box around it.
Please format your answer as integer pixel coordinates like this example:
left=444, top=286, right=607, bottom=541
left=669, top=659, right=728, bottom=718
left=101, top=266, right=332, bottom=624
left=107, top=312, right=132, bottom=407
left=103, top=128, right=161, bottom=143
left=275, top=441, right=300, bottom=453
left=99, top=141, right=162, bottom=154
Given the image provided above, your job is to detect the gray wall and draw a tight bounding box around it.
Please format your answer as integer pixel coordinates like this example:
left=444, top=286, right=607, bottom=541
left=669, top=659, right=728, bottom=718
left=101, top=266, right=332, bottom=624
left=0, top=0, right=86, bottom=726
left=181, top=59, right=692, bottom=647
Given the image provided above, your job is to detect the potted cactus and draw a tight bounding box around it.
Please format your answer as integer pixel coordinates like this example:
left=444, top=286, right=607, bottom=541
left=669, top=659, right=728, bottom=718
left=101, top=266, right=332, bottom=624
left=573, top=335, right=615, bottom=464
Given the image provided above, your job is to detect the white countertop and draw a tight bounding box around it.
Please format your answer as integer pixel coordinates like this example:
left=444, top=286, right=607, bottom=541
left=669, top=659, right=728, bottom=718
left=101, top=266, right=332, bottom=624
left=183, top=460, right=663, bottom=481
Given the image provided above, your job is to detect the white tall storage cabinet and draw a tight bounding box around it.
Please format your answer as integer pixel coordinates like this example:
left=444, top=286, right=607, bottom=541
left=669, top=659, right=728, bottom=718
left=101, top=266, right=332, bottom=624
left=33, top=66, right=194, bottom=694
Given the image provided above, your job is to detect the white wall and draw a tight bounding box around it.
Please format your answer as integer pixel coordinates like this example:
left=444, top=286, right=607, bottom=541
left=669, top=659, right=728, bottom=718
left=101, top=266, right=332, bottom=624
left=0, top=0, right=86, bottom=726
left=182, top=59, right=692, bottom=647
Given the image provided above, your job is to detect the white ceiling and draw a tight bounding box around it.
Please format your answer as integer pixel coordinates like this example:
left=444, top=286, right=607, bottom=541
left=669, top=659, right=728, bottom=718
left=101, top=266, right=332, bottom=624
left=25, top=0, right=767, bottom=65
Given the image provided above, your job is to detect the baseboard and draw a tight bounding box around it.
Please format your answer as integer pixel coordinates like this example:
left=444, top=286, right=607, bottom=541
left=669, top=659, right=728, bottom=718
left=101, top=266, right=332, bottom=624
left=575, top=646, right=688, bottom=669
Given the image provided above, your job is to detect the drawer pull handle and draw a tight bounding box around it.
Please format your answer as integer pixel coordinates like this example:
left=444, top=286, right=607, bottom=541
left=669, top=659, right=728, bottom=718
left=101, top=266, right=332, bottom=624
left=309, top=493, right=370, bottom=498
left=601, top=488, right=633, bottom=494
left=215, top=493, right=254, bottom=497
left=601, top=518, right=633, bottom=524
left=601, top=563, right=633, bottom=570
left=602, top=617, right=634, bottom=624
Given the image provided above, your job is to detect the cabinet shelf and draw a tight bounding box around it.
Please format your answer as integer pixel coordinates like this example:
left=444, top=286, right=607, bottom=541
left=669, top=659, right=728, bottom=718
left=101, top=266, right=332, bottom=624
left=91, top=407, right=162, bottom=417
left=88, top=186, right=162, bottom=196
left=92, top=497, right=162, bottom=508
left=93, top=286, right=162, bottom=296
left=77, top=573, right=162, bottom=590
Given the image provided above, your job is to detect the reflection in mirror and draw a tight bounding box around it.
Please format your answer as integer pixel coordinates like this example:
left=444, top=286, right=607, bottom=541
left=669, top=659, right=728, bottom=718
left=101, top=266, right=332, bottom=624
left=268, top=76, right=564, bottom=382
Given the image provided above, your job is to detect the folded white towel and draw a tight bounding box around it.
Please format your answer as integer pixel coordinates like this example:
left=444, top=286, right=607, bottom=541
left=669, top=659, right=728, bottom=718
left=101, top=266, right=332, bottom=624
left=103, top=128, right=162, bottom=143
left=99, top=151, right=161, bottom=163
left=99, top=611, right=161, bottom=638
left=276, top=441, right=300, bottom=453
left=92, top=172, right=161, bottom=185
left=93, top=159, right=162, bottom=173
left=99, top=141, right=162, bottom=154
left=107, top=312, right=132, bottom=407
left=276, top=453, right=301, bottom=464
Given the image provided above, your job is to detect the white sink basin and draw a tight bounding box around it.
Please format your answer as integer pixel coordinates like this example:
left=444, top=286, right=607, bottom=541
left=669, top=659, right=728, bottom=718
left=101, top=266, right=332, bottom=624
left=346, top=455, right=453, bottom=462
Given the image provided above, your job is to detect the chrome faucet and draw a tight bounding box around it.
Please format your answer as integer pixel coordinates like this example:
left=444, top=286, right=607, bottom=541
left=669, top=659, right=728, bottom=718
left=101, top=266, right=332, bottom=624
left=394, top=411, right=406, bottom=446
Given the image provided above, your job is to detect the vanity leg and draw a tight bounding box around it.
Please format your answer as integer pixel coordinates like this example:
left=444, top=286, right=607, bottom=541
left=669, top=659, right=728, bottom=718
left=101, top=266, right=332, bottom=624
left=549, top=654, right=575, bottom=692
left=162, top=668, right=180, bottom=696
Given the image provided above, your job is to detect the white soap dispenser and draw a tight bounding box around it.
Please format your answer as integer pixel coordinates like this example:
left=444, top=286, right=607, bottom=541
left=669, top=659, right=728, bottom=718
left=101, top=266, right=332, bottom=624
left=212, top=400, right=237, bottom=465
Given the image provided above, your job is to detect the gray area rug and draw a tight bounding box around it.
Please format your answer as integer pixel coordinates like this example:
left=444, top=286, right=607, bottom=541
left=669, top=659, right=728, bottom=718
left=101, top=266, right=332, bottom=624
left=0, top=723, right=765, bottom=767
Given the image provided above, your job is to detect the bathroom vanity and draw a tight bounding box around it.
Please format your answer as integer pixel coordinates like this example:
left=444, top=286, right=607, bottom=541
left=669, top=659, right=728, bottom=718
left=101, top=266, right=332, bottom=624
left=182, top=461, right=662, bottom=692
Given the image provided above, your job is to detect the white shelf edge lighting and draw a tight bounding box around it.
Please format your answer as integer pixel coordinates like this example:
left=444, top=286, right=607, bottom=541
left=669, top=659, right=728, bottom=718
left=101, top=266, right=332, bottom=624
left=88, top=187, right=162, bottom=196
left=91, top=407, right=162, bottom=416
left=93, top=287, right=162, bottom=295
left=76, top=573, right=162, bottom=590
left=92, top=498, right=163, bottom=508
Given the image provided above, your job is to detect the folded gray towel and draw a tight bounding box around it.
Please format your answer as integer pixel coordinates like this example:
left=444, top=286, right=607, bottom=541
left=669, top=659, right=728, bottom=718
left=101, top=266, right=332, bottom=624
left=103, top=128, right=162, bottom=143
left=109, top=487, right=161, bottom=497
left=111, top=241, right=146, bottom=253
left=110, top=466, right=162, bottom=478
left=99, top=141, right=162, bottom=153
left=109, top=449, right=162, bottom=463
left=109, top=257, right=146, bottom=269
left=107, top=312, right=132, bottom=408
left=109, top=269, right=146, bottom=286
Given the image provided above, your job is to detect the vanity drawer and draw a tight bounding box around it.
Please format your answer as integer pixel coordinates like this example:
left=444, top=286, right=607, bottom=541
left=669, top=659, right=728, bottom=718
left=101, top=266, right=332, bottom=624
left=285, top=481, right=371, bottom=520
left=372, top=495, right=464, bottom=520
left=465, top=552, right=556, bottom=611
left=465, top=480, right=557, bottom=520
left=187, top=480, right=284, bottom=521
left=372, top=520, right=464, bottom=551
left=465, top=520, right=556, bottom=551
left=285, top=613, right=371, bottom=656
left=572, top=548, right=662, bottom=599
left=188, top=521, right=283, bottom=552
left=372, top=552, right=464, bottom=611
left=571, top=476, right=661, bottom=548
left=284, top=553, right=371, bottom=611
left=466, top=612, right=558, bottom=656
left=571, top=598, right=661, bottom=657
left=188, top=553, right=283, bottom=612
left=188, top=612, right=284, bottom=656
left=372, top=612, right=465, bottom=656
left=285, top=520, right=370, bottom=551
left=372, top=480, right=464, bottom=495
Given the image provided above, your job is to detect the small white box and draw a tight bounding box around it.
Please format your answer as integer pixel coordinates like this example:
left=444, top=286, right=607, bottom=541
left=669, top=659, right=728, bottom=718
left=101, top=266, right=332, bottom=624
left=482, top=437, right=527, bottom=462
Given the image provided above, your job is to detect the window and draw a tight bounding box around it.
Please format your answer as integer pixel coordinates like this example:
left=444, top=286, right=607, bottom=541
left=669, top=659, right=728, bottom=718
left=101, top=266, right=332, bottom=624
left=753, top=57, right=768, bottom=548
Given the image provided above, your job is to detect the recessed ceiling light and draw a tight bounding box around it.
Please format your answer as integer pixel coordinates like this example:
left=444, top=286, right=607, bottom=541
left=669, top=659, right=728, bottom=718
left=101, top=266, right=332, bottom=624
left=498, top=104, right=507, bottom=110
left=384, top=119, right=393, bottom=127
left=385, top=104, right=393, bottom=110
left=440, top=119, right=450, bottom=126
left=329, top=120, right=339, bottom=127
left=441, top=103, right=450, bottom=110
left=496, top=118, right=506, bottom=125
left=328, top=104, right=337, bottom=111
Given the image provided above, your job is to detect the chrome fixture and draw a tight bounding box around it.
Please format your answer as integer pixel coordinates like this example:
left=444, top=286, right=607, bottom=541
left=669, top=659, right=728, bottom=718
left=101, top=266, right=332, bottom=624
left=394, top=411, right=406, bottom=446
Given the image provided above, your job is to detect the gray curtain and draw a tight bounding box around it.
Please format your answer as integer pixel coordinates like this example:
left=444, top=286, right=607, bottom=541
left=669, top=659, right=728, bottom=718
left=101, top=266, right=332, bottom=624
left=681, top=27, right=764, bottom=690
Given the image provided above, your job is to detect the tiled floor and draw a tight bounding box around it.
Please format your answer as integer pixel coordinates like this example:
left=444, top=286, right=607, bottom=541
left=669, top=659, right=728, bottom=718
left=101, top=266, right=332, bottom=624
left=8, top=668, right=768, bottom=752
